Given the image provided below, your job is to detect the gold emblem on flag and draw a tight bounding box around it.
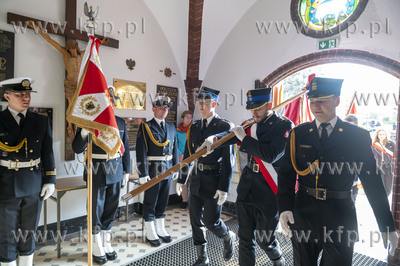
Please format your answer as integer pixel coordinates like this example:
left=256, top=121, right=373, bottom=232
left=99, top=131, right=116, bottom=142
left=79, top=96, right=101, bottom=116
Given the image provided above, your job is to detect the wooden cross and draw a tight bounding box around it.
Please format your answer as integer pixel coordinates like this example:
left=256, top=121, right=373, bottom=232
left=7, top=0, right=119, bottom=48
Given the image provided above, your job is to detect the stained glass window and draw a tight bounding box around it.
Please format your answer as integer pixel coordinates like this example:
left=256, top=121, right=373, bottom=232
left=299, top=0, right=359, bottom=31
left=291, top=0, right=368, bottom=38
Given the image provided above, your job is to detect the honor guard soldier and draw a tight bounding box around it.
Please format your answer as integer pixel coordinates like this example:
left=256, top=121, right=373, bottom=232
left=177, top=86, right=236, bottom=265
left=222, top=88, right=292, bottom=265
left=0, top=78, right=56, bottom=266
left=72, top=86, right=131, bottom=265
left=277, top=77, right=399, bottom=265
left=136, top=94, right=178, bottom=247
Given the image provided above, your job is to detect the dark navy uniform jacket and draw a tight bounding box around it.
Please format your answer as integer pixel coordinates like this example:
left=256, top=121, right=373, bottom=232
left=0, top=108, right=56, bottom=198
left=277, top=118, right=395, bottom=234
left=178, top=115, right=234, bottom=198
left=236, top=113, right=293, bottom=214
left=72, top=116, right=131, bottom=186
left=135, top=118, right=178, bottom=179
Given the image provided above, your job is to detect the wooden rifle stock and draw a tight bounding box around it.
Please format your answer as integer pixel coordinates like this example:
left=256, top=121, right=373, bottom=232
left=121, top=90, right=307, bottom=202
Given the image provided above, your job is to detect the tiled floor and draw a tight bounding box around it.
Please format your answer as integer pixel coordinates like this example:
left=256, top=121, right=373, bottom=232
left=32, top=190, right=391, bottom=265
left=33, top=206, right=230, bottom=265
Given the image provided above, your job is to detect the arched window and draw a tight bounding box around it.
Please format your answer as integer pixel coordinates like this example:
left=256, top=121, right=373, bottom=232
left=291, top=0, right=369, bottom=38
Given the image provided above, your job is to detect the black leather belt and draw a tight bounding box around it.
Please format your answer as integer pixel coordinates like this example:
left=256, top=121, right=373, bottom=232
left=247, top=161, right=260, bottom=173
left=299, top=184, right=352, bottom=200
left=197, top=162, right=220, bottom=171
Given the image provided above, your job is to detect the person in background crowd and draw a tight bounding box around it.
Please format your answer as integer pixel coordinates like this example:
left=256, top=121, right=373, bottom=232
left=176, top=110, right=193, bottom=210
left=0, top=77, right=56, bottom=266
left=344, top=114, right=360, bottom=203
left=372, top=128, right=395, bottom=197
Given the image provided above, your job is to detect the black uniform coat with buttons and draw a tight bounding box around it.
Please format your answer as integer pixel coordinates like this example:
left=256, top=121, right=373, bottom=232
left=178, top=115, right=234, bottom=198
left=236, top=113, right=293, bottom=215
left=136, top=118, right=178, bottom=179
left=72, top=116, right=131, bottom=185
left=277, top=119, right=395, bottom=239
left=0, top=108, right=56, bottom=198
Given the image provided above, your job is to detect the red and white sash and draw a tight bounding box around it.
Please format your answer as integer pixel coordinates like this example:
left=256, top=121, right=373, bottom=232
left=246, top=124, right=278, bottom=195
left=373, top=142, right=393, bottom=159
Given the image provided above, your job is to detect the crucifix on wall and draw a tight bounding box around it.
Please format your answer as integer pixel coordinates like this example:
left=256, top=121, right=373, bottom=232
left=7, top=0, right=119, bottom=160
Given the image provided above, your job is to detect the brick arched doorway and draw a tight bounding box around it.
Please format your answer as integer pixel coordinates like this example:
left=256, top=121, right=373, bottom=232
left=262, top=49, right=400, bottom=261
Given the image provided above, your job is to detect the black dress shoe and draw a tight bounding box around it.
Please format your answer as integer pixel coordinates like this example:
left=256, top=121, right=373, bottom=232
left=223, top=231, right=236, bottom=261
left=106, top=251, right=117, bottom=260
left=158, top=234, right=172, bottom=243
left=92, top=254, right=107, bottom=265
left=146, top=237, right=162, bottom=247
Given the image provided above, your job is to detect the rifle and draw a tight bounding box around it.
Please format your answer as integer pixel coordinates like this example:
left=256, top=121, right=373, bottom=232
left=121, top=90, right=307, bottom=202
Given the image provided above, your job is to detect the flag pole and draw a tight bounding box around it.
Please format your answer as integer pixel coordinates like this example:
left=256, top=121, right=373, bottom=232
left=87, top=133, right=93, bottom=266
left=85, top=5, right=96, bottom=266
left=121, top=90, right=308, bottom=201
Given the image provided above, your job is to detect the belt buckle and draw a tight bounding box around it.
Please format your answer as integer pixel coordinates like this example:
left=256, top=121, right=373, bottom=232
left=8, top=160, right=19, bottom=171
left=253, top=163, right=259, bottom=173
left=315, top=188, right=327, bottom=200
left=198, top=163, right=203, bottom=171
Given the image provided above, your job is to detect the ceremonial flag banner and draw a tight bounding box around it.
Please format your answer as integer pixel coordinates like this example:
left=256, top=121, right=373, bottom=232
left=66, top=35, right=122, bottom=156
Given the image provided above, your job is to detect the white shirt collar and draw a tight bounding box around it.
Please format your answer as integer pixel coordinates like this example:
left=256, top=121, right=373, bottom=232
left=8, top=106, right=27, bottom=120
left=202, top=114, right=215, bottom=125
left=154, top=117, right=165, bottom=126
left=316, top=116, right=338, bottom=129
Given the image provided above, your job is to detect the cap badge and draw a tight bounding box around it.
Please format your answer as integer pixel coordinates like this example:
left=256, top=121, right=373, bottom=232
left=22, top=79, right=30, bottom=88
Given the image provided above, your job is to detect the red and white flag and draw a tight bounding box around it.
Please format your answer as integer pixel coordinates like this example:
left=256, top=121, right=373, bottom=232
left=66, top=35, right=122, bottom=156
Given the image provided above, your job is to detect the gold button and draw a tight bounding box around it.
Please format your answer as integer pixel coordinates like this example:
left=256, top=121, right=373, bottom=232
left=30, top=168, right=33, bottom=171
left=30, top=149, right=33, bottom=153
left=4, top=142, right=8, bottom=145
left=16, top=150, right=19, bottom=153
left=36, top=140, right=39, bottom=142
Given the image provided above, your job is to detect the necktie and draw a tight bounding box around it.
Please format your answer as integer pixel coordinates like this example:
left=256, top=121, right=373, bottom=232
left=320, top=123, right=329, bottom=146
left=18, top=113, right=25, bottom=128
left=160, top=121, right=165, bottom=132
left=201, top=119, right=207, bottom=134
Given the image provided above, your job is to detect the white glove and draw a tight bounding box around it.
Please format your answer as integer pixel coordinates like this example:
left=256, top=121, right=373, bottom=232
left=122, top=173, right=129, bottom=188
left=382, top=231, right=399, bottom=256
left=40, top=183, right=55, bottom=200
left=176, top=182, right=183, bottom=196
left=232, top=125, right=246, bottom=141
left=213, top=190, right=228, bottom=205
left=279, top=211, right=295, bottom=238
left=172, top=172, right=179, bottom=180
left=81, top=128, right=89, bottom=139
left=138, top=175, right=150, bottom=185
left=195, top=136, right=216, bottom=157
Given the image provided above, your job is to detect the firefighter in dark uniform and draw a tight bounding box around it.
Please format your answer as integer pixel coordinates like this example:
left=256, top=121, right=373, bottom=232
left=72, top=87, right=131, bottom=265
left=136, top=94, right=178, bottom=247
left=277, top=77, right=399, bottom=265
left=177, top=86, right=236, bottom=265
left=0, top=78, right=56, bottom=266
left=224, top=88, right=291, bottom=266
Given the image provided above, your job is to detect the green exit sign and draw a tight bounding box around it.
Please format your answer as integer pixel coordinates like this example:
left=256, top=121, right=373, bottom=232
left=318, top=38, right=338, bottom=50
